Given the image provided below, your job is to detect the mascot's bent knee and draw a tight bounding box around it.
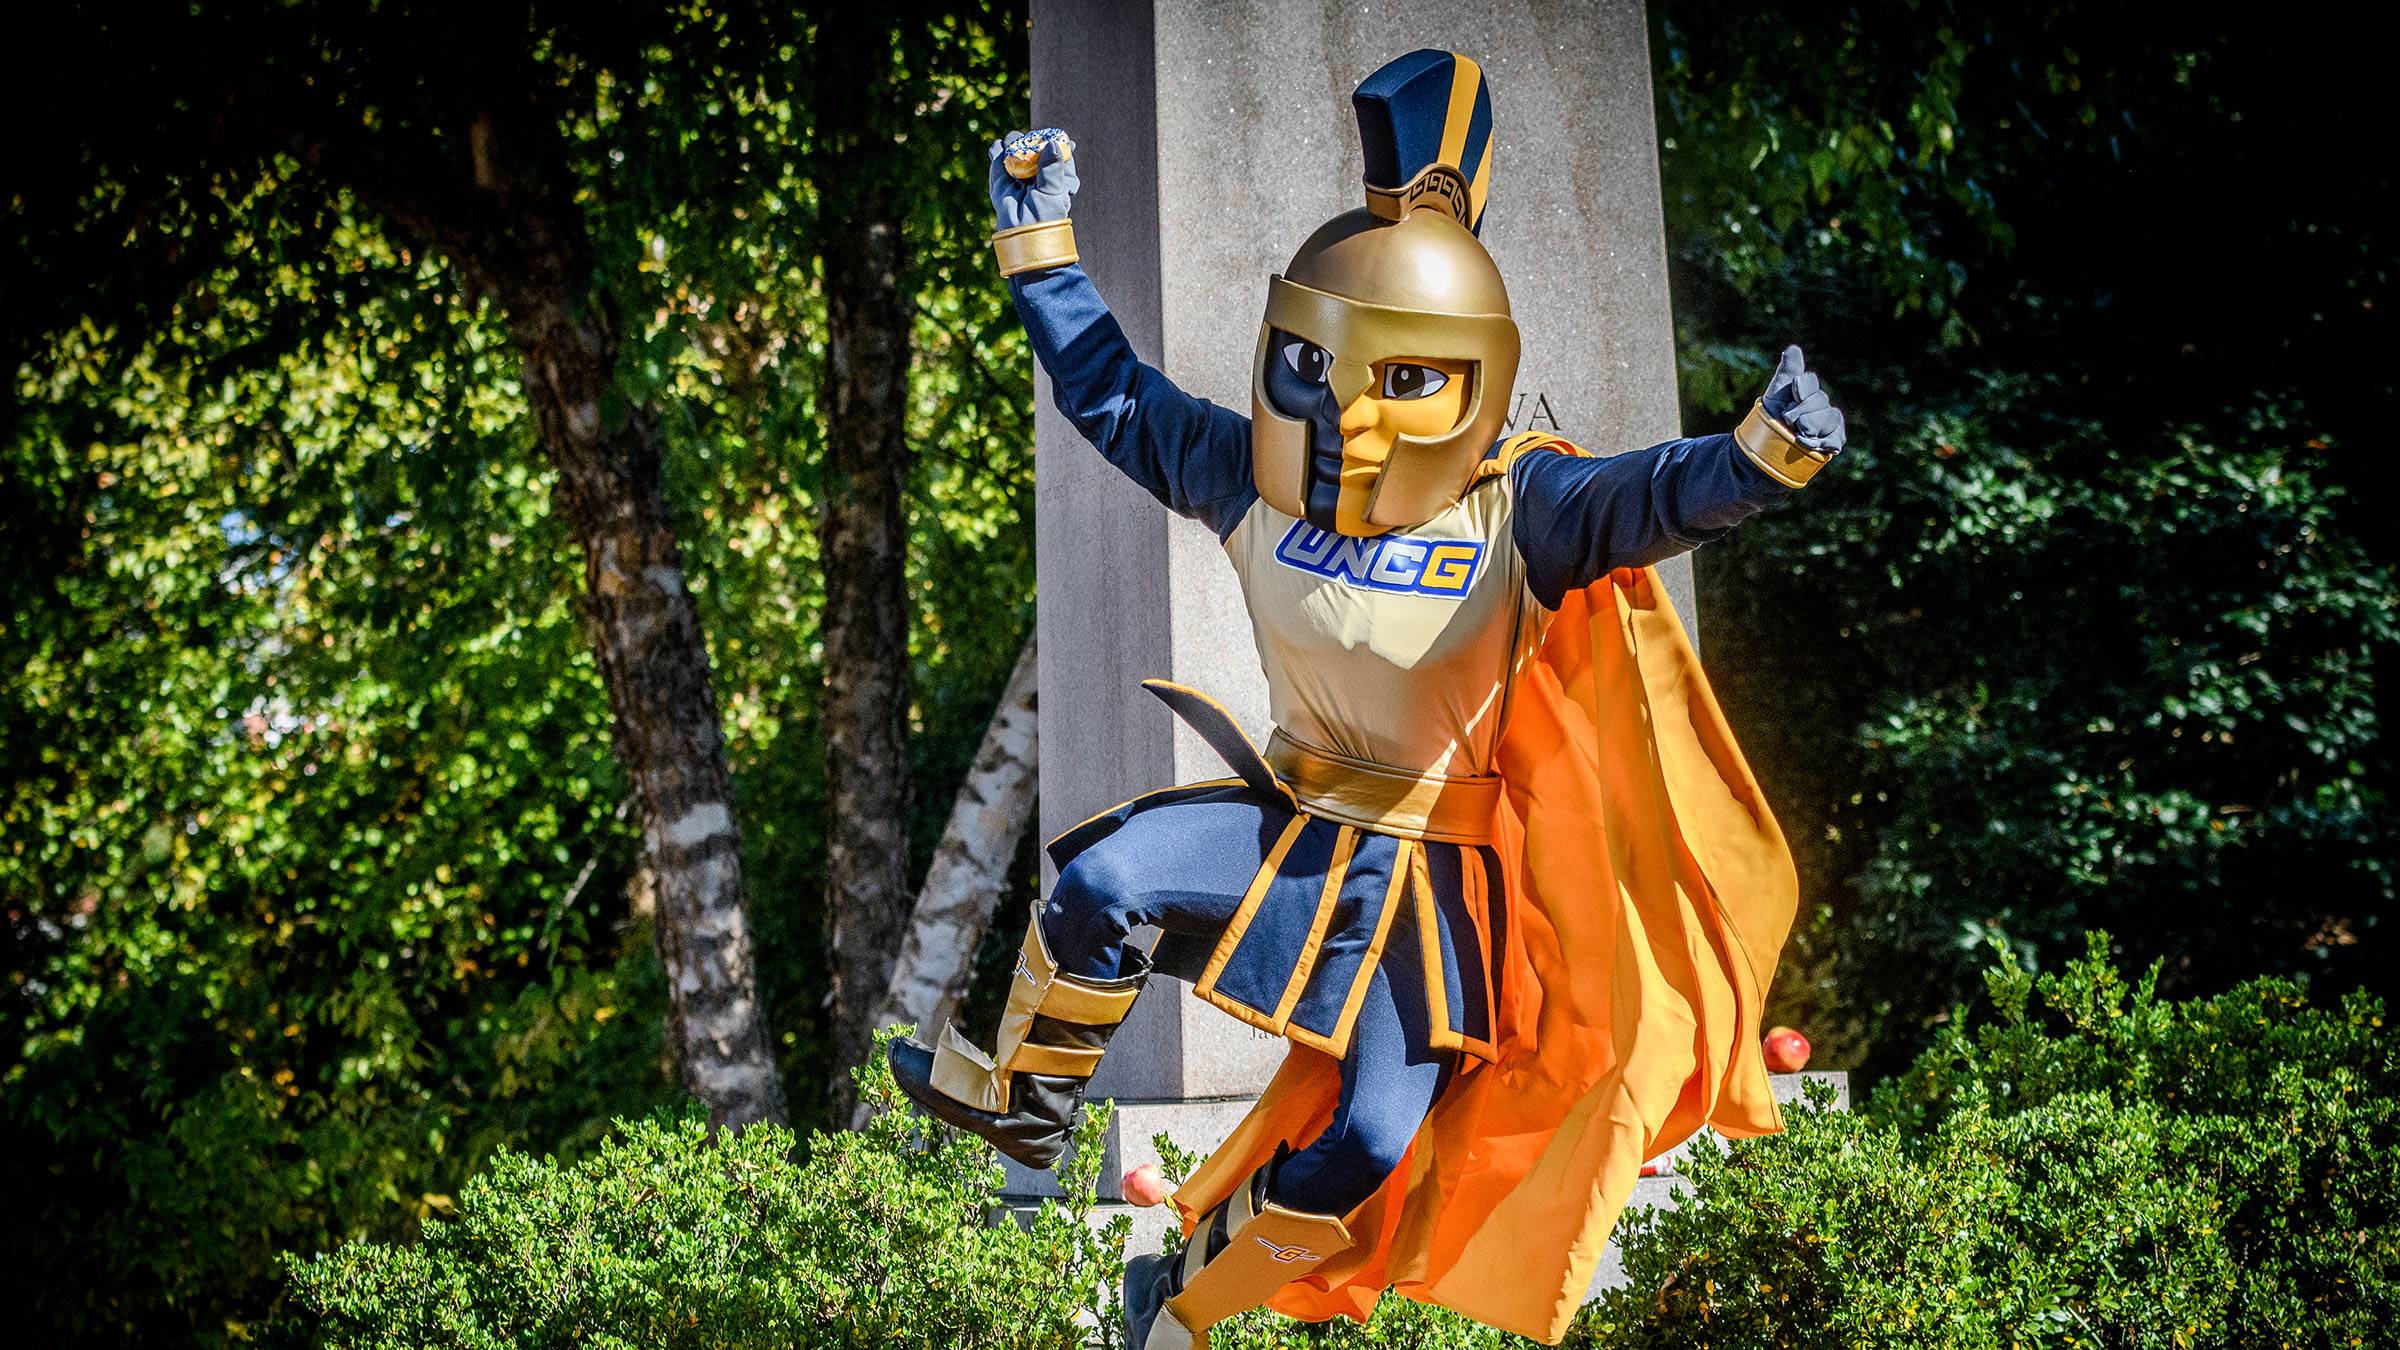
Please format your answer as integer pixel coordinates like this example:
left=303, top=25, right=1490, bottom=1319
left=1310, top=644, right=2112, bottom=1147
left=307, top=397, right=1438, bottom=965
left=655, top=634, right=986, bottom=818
left=890, top=49, right=1849, bottom=1349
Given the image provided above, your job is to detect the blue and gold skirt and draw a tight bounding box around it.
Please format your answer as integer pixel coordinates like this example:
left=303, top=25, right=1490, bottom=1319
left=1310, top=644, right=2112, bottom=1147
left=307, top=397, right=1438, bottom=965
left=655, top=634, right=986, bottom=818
left=1048, top=780, right=1506, bottom=1063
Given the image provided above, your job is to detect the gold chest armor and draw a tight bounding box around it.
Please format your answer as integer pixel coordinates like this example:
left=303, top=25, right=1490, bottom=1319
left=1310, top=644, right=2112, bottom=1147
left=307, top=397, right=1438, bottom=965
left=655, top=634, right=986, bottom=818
left=1221, top=478, right=1549, bottom=843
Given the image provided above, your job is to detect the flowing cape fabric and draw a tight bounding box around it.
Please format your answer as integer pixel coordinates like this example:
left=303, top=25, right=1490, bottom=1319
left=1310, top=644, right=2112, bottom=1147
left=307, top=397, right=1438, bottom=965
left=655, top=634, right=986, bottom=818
left=1168, top=565, right=1800, bottom=1344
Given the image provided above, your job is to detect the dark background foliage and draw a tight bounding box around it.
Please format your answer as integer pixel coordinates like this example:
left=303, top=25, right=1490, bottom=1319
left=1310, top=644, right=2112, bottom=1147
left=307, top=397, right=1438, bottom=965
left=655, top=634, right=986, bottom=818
left=1665, top=3, right=2397, bottom=1076
left=1, top=1, right=2389, bottom=1344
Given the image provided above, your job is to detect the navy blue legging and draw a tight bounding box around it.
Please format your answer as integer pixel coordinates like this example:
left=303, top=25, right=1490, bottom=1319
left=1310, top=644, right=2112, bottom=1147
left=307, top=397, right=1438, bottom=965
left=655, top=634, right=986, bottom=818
left=1041, top=795, right=1453, bottom=1218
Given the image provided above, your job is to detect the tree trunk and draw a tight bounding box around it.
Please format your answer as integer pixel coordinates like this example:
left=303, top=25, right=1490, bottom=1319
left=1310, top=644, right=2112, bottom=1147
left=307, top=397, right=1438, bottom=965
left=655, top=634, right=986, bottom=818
left=515, top=295, right=790, bottom=1130
left=232, top=25, right=792, bottom=1130
left=856, top=633, right=1039, bottom=1125
left=818, top=196, right=918, bottom=1107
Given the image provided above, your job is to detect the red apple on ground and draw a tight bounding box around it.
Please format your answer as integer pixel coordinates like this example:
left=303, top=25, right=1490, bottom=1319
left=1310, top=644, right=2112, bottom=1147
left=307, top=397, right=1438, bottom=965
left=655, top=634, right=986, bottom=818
left=1763, top=1025, right=1812, bottom=1074
left=1122, top=1162, right=1174, bottom=1208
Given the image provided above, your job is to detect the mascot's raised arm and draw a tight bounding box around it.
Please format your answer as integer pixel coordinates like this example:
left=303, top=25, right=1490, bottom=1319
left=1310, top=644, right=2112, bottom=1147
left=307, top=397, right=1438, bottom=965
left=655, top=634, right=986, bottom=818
left=890, top=49, right=1848, bottom=1349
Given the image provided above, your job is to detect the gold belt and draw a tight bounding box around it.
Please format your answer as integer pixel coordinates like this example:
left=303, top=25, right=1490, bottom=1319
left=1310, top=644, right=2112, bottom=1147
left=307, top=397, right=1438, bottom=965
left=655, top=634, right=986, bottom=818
left=1139, top=679, right=1501, bottom=845
left=1264, top=729, right=1500, bottom=845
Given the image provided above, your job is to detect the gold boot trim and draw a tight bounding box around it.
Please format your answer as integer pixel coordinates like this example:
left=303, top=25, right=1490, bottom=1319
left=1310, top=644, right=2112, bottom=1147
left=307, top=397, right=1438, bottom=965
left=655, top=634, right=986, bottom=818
left=1029, top=934, right=1144, bottom=1027
left=928, top=1024, right=1004, bottom=1113
left=1141, top=1305, right=1202, bottom=1350
left=1006, top=1041, right=1105, bottom=1077
left=1734, top=398, right=1834, bottom=488
left=1164, top=1198, right=1355, bottom=1331
left=928, top=916, right=1140, bottom=1113
left=994, top=919, right=1141, bottom=1069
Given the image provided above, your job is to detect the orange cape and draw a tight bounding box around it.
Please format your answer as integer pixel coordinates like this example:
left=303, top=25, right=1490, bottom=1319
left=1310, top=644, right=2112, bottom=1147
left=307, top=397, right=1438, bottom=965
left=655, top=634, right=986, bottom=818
left=1170, top=564, right=1799, bottom=1344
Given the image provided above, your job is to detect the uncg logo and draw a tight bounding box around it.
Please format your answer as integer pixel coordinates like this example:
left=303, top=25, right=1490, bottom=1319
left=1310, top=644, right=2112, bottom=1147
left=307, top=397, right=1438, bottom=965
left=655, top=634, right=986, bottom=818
left=1272, top=521, right=1483, bottom=599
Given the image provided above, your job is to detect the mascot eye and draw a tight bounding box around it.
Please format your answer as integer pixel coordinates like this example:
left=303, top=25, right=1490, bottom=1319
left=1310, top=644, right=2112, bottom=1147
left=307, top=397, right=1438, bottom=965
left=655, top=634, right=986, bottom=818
left=1280, top=338, right=1330, bottom=385
left=1381, top=364, right=1449, bottom=400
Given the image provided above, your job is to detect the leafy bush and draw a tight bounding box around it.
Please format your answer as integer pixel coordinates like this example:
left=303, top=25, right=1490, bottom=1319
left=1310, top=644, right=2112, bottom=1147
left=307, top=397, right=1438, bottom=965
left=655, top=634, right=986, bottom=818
left=1206, top=1297, right=1525, bottom=1350
left=283, top=1034, right=1126, bottom=1348
left=1172, top=933, right=2396, bottom=1346
left=287, top=947, right=2394, bottom=1348
left=1576, top=933, right=2399, bottom=1347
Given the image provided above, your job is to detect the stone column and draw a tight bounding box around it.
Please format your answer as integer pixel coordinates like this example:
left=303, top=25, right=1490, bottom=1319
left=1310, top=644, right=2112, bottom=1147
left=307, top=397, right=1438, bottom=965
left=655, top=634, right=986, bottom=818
left=1016, top=0, right=1713, bottom=1259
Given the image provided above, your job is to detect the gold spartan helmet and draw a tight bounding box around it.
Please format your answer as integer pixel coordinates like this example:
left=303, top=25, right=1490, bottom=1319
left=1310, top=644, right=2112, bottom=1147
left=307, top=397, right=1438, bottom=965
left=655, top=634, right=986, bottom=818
left=1251, top=51, right=1520, bottom=537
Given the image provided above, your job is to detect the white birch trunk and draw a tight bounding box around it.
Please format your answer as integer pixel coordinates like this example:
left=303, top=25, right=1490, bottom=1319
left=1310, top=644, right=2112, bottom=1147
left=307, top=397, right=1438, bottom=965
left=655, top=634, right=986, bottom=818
left=859, top=633, right=1039, bottom=1123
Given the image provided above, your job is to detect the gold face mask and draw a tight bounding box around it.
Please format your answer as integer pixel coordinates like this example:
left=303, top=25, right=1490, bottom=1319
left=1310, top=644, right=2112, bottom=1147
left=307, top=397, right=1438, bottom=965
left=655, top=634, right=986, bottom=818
left=1251, top=208, right=1521, bottom=536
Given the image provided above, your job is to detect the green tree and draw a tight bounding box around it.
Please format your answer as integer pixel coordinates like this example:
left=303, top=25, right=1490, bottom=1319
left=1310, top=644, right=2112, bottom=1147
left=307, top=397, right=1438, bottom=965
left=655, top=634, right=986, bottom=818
left=2, top=3, right=1038, bottom=1342
left=805, top=2, right=1033, bottom=1115
left=10, top=0, right=793, bottom=1128
left=1654, top=2, right=2399, bottom=1073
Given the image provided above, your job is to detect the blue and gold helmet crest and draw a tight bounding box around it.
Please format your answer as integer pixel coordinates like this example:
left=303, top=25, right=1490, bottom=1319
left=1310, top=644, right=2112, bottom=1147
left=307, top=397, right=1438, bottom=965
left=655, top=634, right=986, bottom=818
left=1353, top=49, right=1493, bottom=236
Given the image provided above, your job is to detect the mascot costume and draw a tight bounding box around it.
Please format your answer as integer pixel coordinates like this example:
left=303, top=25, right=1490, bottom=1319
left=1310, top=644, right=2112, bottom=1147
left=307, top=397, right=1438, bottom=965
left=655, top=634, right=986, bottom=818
left=891, top=49, right=1849, bottom=1348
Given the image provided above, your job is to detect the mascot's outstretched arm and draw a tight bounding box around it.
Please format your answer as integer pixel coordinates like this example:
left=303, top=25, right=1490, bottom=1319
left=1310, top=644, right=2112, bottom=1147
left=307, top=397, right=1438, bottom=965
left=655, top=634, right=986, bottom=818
left=988, top=129, right=1258, bottom=540
left=1509, top=345, right=1851, bottom=607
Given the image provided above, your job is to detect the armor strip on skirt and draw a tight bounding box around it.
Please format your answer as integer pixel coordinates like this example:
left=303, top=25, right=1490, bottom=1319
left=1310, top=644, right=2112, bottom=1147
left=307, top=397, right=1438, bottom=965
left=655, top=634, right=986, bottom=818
left=1047, top=781, right=1506, bottom=1062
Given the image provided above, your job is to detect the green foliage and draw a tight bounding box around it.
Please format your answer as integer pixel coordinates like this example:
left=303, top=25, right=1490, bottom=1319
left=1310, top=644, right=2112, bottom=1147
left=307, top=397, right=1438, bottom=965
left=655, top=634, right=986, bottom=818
left=285, top=1031, right=1128, bottom=1347
left=3, top=186, right=671, bottom=1343
left=1654, top=3, right=2399, bottom=1070
left=1714, top=377, right=2397, bottom=1058
left=1654, top=7, right=2003, bottom=343
left=1653, top=5, right=2393, bottom=378
left=4, top=3, right=1036, bottom=1344
left=276, top=944, right=2397, bottom=1348
left=1576, top=935, right=2400, bottom=1347
left=1204, top=1297, right=1528, bottom=1350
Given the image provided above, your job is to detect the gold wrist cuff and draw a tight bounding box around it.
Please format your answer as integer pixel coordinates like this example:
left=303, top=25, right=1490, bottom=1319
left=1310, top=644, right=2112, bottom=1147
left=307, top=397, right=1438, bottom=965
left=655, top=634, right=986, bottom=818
left=991, top=218, right=1078, bottom=276
left=1734, top=399, right=1834, bottom=488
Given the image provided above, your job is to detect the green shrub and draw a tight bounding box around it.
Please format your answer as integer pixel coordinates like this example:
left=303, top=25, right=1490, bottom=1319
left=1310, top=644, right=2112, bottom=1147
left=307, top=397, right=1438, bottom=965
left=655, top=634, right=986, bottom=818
left=1575, top=933, right=2399, bottom=1347
left=1204, top=1295, right=1525, bottom=1350
left=283, top=1032, right=1127, bottom=1348
left=289, top=947, right=2396, bottom=1348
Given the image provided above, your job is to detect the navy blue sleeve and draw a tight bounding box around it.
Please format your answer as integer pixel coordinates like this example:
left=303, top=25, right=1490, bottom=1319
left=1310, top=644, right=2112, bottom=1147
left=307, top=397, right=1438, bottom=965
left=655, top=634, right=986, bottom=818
left=1510, top=434, right=1791, bottom=609
left=1010, top=264, right=1258, bottom=540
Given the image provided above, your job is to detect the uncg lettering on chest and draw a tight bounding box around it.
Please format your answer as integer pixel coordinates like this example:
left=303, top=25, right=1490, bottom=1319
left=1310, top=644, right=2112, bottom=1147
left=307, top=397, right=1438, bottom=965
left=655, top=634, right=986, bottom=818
left=1272, top=521, right=1485, bottom=599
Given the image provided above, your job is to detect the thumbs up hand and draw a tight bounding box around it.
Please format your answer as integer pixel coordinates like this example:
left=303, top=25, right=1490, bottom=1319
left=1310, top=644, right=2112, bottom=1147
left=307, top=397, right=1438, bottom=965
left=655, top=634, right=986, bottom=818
left=1759, top=345, right=1846, bottom=454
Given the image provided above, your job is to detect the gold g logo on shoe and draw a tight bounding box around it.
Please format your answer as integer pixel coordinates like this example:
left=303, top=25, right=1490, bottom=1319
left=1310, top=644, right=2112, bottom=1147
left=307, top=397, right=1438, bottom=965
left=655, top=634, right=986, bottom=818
left=1254, top=1237, right=1322, bottom=1264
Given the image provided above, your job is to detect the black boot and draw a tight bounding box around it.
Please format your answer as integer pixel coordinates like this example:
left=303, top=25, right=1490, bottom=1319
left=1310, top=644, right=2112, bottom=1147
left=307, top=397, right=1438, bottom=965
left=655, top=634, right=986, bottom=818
left=888, top=915, right=1144, bottom=1170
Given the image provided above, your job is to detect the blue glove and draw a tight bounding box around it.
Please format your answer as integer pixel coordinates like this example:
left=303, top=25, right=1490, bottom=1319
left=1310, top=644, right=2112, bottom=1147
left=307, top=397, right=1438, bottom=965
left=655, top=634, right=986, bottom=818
left=1760, top=345, right=1847, bottom=454
left=989, top=129, right=1078, bottom=231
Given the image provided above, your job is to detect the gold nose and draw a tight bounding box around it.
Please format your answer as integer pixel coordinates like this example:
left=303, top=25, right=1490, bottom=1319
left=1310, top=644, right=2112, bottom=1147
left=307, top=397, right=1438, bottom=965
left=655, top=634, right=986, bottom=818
left=1330, top=358, right=1373, bottom=406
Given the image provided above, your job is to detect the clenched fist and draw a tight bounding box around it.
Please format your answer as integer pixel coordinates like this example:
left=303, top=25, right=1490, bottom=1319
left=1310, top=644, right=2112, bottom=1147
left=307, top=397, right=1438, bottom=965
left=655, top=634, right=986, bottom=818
left=989, top=128, right=1077, bottom=231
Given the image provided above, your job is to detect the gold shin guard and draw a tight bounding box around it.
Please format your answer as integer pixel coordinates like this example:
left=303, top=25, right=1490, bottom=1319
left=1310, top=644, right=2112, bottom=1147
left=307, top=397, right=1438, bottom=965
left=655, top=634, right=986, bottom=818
left=1145, top=1161, right=1355, bottom=1349
left=927, top=915, right=1140, bottom=1113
